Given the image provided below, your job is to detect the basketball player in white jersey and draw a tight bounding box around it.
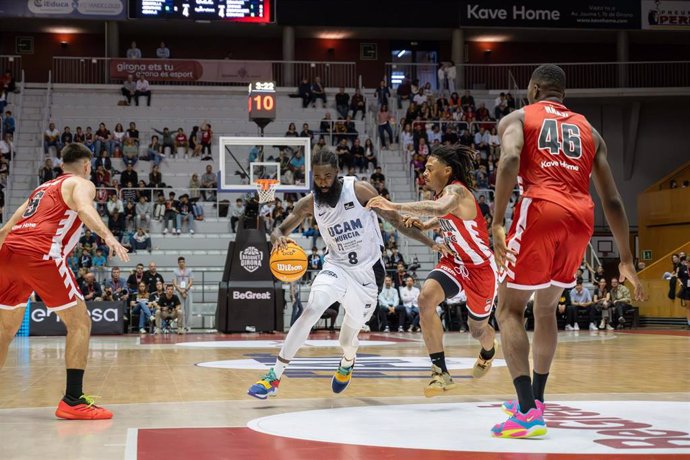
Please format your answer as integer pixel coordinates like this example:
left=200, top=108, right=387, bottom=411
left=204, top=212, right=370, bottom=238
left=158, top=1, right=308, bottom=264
left=248, top=150, right=444, bottom=399
left=368, top=144, right=498, bottom=396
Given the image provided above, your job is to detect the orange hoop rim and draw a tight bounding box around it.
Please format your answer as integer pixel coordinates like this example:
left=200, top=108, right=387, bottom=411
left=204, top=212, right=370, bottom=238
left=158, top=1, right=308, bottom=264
left=254, top=178, right=280, bottom=191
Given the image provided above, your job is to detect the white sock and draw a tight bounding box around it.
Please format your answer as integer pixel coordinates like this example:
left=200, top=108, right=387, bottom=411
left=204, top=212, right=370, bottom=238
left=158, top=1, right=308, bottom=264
left=340, top=356, right=355, bottom=368
left=273, top=359, right=288, bottom=379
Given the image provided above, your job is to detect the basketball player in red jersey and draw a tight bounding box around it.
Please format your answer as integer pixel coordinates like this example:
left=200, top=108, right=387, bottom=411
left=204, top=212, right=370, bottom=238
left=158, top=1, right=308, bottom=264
left=367, top=145, right=499, bottom=397
left=0, top=143, right=129, bottom=420
left=491, top=64, right=644, bottom=438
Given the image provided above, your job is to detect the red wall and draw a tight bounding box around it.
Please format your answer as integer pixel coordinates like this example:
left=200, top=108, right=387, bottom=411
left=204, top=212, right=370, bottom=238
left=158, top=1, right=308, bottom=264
left=1, top=32, right=105, bottom=82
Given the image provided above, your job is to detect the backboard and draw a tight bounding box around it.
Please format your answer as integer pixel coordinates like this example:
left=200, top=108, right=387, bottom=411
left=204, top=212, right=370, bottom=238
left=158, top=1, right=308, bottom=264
left=218, top=136, right=311, bottom=193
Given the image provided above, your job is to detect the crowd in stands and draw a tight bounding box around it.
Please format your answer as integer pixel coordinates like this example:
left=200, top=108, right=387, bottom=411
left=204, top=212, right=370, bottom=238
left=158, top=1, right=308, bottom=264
left=57, top=257, right=193, bottom=334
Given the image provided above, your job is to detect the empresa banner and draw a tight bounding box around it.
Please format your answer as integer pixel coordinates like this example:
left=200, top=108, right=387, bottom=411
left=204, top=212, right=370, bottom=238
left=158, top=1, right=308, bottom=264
left=0, top=0, right=126, bottom=19
left=30, top=301, right=124, bottom=336
left=109, top=59, right=272, bottom=83
left=459, top=1, right=641, bottom=29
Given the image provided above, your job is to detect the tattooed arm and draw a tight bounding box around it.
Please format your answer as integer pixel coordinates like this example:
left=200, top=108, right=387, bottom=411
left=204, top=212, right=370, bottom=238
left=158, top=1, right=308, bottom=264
left=367, top=184, right=477, bottom=220
left=355, top=181, right=437, bottom=249
left=402, top=216, right=440, bottom=231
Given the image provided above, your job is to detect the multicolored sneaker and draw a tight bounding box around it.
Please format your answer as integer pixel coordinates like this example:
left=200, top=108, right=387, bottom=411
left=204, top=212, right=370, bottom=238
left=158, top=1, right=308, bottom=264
left=472, top=339, right=499, bottom=379
left=423, top=364, right=457, bottom=398
left=247, top=368, right=281, bottom=400
left=331, top=358, right=355, bottom=394
left=501, top=399, right=545, bottom=417
left=491, top=407, right=547, bottom=439
left=55, top=394, right=113, bottom=420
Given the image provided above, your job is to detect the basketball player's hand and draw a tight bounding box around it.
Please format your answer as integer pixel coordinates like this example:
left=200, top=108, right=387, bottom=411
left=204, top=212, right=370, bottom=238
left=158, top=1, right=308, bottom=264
left=618, top=261, right=646, bottom=301
left=403, top=216, right=424, bottom=229
left=366, top=196, right=395, bottom=212
left=491, top=225, right=516, bottom=269
left=106, top=235, right=130, bottom=263
left=271, top=235, right=296, bottom=252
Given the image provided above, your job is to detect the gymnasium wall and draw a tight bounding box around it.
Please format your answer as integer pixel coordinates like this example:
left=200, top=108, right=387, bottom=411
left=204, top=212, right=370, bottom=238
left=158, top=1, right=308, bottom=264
left=567, top=97, right=690, bottom=228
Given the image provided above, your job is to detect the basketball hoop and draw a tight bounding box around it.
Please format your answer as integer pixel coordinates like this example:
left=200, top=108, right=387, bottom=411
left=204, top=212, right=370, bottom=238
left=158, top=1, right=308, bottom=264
left=254, top=179, right=280, bottom=203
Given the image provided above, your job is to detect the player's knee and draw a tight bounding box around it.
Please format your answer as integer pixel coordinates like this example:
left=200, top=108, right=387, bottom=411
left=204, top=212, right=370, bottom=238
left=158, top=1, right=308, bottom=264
left=417, top=293, right=438, bottom=313
left=304, top=290, right=332, bottom=322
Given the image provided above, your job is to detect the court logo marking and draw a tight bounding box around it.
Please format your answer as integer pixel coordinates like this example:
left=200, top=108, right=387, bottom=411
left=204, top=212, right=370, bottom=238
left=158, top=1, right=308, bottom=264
left=196, top=354, right=506, bottom=378
left=247, top=401, right=690, bottom=455
left=178, top=339, right=397, bottom=349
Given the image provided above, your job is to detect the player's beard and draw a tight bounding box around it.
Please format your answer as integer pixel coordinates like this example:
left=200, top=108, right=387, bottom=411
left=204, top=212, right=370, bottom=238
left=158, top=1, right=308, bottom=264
left=313, top=178, right=343, bottom=208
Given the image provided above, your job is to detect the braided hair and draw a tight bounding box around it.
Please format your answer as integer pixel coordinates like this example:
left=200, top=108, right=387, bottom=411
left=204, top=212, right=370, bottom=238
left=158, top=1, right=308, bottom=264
left=429, top=144, right=477, bottom=191
left=312, top=149, right=338, bottom=169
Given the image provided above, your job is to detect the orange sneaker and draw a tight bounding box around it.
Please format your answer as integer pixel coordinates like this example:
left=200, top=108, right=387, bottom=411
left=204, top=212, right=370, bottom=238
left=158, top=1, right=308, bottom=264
left=55, top=395, right=113, bottom=420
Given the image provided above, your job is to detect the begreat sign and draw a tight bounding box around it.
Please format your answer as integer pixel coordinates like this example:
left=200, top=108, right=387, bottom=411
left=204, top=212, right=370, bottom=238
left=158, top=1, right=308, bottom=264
left=30, top=301, right=124, bottom=335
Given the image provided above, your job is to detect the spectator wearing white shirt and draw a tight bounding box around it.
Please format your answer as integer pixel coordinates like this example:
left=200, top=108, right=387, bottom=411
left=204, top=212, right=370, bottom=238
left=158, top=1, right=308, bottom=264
left=135, top=75, right=151, bottom=106
left=413, top=91, right=427, bottom=106
left=378, top=276, right=406, bottom=332
left=399, top=276, right=421, bottom=332
left=156, top=41, right=170, bottom=59
left=126, top=41, right=142, bottom=59
left=230, top=198, right=245, bottom=233
left=106, top=194, right=124, bottom=216
left=0, top=133, right=14, bottom=161
left=473, top=126, right=491, bottom=159
left=135, top=195, right=152, bottom=231
left=121, top=74, right=137, bottom=105
left=427, top=124, right=442, bottom=145
left=44, top=122, right=61, bottom=155
left=173, top=257, right=193, bottom=332
left=400, top=124, right=414, bottom=153
left=488, top=127, right=500, bottom=158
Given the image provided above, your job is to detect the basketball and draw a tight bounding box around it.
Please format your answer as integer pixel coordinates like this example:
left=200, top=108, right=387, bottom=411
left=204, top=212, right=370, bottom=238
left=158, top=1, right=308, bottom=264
left=269, top=242, right=308, bottom=282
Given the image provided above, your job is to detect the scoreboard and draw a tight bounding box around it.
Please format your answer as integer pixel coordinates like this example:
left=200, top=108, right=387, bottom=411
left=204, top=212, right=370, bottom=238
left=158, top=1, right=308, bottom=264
left=248, top=81, right=276, bottom=124
left=129, top=0, right=273, bottom=22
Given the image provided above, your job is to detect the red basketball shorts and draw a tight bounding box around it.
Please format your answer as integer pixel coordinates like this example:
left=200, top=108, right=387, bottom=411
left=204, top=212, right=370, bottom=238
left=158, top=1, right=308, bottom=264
left=501, top=197, right=593, bottom=290
left=429, top=257, right=497, bottom=320
left=0, top=246, right=84, bottom=310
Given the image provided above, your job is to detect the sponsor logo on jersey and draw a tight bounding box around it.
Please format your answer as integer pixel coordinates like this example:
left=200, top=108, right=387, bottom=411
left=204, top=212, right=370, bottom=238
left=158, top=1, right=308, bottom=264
left=321, top=270, right=338, bottom=278
left=344, top=201, right=355, bottom=210
left=232, top=291, right=271, bottom=300
left=327, top=218, right=363, bottom=242
left=239, top=246, right=263, bottom=273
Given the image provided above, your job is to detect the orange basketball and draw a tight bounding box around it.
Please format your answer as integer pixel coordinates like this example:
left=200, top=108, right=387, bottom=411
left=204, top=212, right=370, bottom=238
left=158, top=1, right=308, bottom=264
left=269, top=242, right=308, bottom=282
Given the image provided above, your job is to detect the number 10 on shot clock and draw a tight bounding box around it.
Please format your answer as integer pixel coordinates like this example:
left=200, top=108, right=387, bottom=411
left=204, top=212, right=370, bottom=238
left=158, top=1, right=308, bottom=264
left=248, top=81, right=276, bottom=122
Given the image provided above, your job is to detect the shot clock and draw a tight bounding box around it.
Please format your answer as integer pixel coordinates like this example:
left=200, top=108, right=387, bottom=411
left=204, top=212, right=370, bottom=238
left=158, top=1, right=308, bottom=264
left=248, top=81, right=276, bottom=129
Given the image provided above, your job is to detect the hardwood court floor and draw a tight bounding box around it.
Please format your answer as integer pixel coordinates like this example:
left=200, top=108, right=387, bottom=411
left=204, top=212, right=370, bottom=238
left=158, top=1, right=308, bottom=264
left=0, top=329, right=688, bottom=459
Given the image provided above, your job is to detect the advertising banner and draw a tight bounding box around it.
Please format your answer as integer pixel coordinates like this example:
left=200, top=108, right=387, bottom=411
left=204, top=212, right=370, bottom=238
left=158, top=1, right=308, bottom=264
left=109, top=59, right=272, bottom=83
left=0, top=0, right=126, bottom=19
left=642, top=1, right=690, bottom=29
left=459, top=1, right=641, bottom=29
left=30, top=301, right=124, bottom=336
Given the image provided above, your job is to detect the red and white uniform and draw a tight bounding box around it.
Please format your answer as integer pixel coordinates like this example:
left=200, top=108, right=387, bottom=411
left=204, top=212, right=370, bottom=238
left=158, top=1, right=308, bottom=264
left=0, top=174, right=84, bottom=310
left=431, top=181, right=497, bottom=320
left=503, top=100, right=596, bottom=290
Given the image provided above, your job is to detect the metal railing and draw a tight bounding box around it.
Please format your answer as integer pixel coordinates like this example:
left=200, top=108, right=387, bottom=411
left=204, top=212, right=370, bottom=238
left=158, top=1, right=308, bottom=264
left=53, top=57, right=358, bottom=88
left=385, top=61, right=690, bottom=91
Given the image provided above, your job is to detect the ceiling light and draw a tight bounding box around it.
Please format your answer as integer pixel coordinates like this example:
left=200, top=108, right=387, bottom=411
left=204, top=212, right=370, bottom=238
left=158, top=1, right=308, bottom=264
left=44, top=26, right=85, bottom=34
left=471, top=35, right=511, bottom=43
left=396, top=50, right=407, bottom=58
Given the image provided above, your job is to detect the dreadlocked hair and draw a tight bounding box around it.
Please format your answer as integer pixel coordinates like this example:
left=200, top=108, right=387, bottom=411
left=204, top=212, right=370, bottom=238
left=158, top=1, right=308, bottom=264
left=312, top=149, right=338, bottom=169
left=429, top=144, right=477, bottom=191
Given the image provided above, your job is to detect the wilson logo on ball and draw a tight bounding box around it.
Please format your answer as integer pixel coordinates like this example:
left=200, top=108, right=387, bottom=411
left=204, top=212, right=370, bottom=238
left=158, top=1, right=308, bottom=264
left=277, top=263, right=304, bottom=272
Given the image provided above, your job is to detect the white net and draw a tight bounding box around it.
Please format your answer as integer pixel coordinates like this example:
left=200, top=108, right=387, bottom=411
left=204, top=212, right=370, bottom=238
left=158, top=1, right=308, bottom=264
left=255, top=180, right=280, bottom=203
